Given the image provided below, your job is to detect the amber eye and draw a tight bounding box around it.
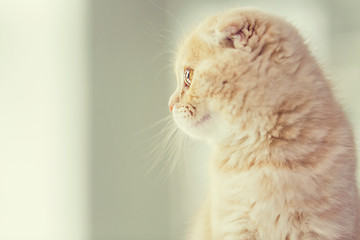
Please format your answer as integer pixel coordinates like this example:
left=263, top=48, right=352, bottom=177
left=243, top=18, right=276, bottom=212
left=183, top=68, right=194, bottom=87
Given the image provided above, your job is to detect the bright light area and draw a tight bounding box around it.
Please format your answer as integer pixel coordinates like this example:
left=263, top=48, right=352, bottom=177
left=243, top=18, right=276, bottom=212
left=0, top=0, right=89, bottom=239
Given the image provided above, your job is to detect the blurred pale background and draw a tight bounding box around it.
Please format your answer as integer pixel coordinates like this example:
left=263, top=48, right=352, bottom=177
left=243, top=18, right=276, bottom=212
left=0, top=0, right=359, bottom=240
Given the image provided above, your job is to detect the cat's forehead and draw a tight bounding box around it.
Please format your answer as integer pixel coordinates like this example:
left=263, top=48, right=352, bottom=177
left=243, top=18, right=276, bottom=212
left=176, top=34, right=214, bottom=67
left=174, top=8, right=292, bottom=77
left=176, top=9, right=264, bottom=64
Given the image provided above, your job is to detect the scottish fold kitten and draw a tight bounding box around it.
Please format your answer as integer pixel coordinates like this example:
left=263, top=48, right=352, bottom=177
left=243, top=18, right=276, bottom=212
left=168, top=8, right=360, bottom=240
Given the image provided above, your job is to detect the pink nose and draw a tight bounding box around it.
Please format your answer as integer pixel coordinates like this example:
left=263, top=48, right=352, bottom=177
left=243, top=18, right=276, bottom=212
left=168, top=92, right=179, bottom=112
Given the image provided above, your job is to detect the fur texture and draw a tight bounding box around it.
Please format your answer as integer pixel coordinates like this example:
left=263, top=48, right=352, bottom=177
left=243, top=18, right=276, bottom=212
left=168, top=8, right=360, bottom=240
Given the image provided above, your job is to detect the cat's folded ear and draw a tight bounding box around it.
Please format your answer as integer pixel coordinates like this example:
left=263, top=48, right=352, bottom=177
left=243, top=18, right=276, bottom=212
left=201, top=25, right=248, bottom=49
left=219, top=26, right=247, bottom=49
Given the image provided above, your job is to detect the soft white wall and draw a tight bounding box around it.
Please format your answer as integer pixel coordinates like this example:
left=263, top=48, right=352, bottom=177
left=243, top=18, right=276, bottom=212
left=0, top=0, right=89, bottom=239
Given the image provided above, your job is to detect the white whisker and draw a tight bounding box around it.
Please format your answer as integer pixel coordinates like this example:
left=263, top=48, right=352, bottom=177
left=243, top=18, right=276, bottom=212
left=132, top=115, right=171, bottom=137
left=136, top=115, right=190, bottom=181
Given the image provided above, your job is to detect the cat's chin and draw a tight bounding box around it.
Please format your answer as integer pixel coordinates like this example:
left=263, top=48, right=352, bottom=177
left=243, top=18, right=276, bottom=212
left=172, top=112, right=226, bottom=141
left=194, top=114, right=211, bottom=127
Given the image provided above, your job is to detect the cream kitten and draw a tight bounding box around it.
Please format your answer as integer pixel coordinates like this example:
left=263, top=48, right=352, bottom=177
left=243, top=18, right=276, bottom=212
left=168, top=8, right=360, bottom=240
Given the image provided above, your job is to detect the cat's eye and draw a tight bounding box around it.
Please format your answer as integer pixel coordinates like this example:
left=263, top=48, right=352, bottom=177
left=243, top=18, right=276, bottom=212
left=183, top=68, right=194, bottom=87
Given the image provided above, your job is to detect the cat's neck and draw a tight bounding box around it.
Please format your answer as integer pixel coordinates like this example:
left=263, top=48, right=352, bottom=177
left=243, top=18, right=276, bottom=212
left=209, top=102, right=349, bottom=173
left=209, top=129, right=271, bottom=172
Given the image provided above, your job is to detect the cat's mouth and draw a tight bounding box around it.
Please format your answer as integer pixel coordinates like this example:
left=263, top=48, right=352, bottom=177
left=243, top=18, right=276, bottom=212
left=194, top=114, right=211, bottom=127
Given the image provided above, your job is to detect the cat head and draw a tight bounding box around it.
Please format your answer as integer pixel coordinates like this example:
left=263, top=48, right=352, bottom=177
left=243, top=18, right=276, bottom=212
left=169, top=8, right=310, bottom=144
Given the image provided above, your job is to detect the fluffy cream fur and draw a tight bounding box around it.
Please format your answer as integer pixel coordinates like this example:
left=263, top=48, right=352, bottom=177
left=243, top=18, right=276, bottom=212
left=169, top=8, right=360, bottom=240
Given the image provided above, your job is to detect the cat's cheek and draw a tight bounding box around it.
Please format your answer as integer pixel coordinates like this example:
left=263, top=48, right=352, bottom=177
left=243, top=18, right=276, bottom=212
left=172, top=106, right=220, bottom=140
left=172, top=105, right=195, bottom=135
